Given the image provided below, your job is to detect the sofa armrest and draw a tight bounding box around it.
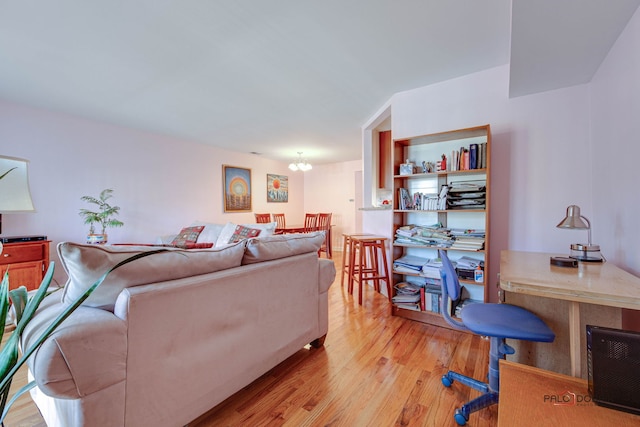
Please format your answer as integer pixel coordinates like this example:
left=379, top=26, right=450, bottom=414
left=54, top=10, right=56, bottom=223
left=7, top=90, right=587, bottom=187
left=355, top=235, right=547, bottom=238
left=318, top=258, right=336, bottom=294
left=22, top=298, right=127, bottom=399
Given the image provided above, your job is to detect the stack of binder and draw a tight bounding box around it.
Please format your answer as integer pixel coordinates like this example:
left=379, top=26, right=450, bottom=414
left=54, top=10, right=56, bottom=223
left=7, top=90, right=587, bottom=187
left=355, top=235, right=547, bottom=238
left=447, top=180, right=486, bottom=210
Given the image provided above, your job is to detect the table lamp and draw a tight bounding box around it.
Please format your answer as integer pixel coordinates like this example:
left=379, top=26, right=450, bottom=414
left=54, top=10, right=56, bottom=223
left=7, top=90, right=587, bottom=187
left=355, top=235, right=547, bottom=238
left=556, top=205, right=604, bottom=262
left=0, top=156, right=36, bottom=255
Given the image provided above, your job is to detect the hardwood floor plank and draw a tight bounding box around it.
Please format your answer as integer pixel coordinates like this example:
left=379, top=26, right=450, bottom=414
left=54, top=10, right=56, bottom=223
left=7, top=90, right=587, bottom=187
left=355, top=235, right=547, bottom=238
left=5, top=253, right=497, bottom=426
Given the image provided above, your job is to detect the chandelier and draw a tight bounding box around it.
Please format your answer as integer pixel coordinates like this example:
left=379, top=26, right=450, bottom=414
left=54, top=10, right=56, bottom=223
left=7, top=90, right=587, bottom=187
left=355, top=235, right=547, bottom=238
left=288, top=152, right=312, bottom=171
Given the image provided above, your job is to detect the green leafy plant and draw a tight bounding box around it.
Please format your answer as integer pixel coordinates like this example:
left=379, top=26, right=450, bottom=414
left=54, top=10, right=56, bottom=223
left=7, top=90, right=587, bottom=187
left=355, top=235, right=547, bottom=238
left=79, top=188, right=124, bottom=234
left=0, top=250, right=166, bottom=424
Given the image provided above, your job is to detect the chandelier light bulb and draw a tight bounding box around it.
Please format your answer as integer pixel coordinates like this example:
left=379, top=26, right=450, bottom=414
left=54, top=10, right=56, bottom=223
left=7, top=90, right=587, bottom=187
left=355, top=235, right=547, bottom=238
left=288, top=152, right=312, bottom=172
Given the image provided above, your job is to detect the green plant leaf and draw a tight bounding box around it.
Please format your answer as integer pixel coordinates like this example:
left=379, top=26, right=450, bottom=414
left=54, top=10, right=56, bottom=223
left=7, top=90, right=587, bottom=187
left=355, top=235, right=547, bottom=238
left=0, top=272, right=10, bottom=339
left=0, top=380, right=35, bottom=421
left=8, top=287, right=28, bottom=326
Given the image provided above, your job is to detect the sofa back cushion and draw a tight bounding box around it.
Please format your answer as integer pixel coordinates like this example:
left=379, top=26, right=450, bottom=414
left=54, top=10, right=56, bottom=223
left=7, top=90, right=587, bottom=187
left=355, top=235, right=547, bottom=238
left=242, top=232, right=325, bottom=264
left=58, top=241, right=246, bottom=310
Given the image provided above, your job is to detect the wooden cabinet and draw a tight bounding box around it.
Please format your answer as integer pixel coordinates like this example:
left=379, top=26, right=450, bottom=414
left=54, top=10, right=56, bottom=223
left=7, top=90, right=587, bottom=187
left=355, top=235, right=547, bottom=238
left=0, top=240, right=50, bottom=291
left=390, top=125, right=491, bottom=327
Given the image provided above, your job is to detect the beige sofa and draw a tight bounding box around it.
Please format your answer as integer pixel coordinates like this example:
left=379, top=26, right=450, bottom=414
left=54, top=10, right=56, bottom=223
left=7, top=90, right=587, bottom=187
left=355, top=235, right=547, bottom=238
left=21, top=232, right=335, bottom=427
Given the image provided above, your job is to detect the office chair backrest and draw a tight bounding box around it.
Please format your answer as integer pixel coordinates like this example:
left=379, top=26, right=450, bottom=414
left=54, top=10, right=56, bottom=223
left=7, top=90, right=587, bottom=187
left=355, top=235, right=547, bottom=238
left=439, top=249, right=461, bottom=300
left=438, top=249, right=467, bottom=331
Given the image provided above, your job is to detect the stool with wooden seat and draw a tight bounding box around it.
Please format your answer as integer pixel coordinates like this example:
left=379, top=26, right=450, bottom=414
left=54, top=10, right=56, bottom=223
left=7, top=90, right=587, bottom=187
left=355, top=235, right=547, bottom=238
left=347, top=235, right=391, bottom=305
left=340, top=233, right=374, bottom=288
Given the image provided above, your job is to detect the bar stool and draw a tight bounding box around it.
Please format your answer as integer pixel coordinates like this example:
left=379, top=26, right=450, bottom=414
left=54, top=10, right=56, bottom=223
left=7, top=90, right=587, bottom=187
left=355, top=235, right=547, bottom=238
left=347, top=235, right=391, bottom=305
left=340, top=233, right=369, bottom=288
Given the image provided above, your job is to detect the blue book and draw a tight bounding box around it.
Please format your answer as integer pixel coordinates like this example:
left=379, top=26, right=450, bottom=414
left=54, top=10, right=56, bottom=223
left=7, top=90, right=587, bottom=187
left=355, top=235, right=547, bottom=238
left=469, top=143, right=478, bottom=169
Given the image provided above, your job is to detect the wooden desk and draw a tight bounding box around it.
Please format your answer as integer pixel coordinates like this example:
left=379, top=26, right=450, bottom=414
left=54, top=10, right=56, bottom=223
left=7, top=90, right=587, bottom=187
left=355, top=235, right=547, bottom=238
left=499, top=360, right=640, bottom=426
left=499, top=250, right=640, bottom=377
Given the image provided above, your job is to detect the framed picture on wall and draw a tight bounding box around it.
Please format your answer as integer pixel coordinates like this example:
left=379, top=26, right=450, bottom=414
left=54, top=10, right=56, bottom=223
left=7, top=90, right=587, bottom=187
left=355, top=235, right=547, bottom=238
left=267, top=173, right=288, bottom=203
left=223, top=165, right=252, bottom=212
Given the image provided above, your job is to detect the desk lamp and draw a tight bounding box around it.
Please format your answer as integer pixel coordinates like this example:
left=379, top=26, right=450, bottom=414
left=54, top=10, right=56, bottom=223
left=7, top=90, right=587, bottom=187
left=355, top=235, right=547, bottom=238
left=556, top=205, right=604, bottom=262
left=0, top=155, right=36, bottom=253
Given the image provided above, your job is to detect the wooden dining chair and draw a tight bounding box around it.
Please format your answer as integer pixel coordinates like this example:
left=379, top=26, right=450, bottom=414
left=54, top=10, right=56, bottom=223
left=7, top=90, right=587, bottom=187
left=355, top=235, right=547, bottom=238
left=303, top=213, right=318, bottom=232
left=272, top=213, right=286, bottom=234
left=254, top=213, right=271, bottom=223
left=316, top=213, right=332, bottom=258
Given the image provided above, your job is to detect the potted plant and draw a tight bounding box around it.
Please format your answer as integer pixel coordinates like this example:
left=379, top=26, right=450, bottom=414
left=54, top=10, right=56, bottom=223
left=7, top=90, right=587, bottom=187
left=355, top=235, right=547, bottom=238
left=79, top=188, right=124, bottom=244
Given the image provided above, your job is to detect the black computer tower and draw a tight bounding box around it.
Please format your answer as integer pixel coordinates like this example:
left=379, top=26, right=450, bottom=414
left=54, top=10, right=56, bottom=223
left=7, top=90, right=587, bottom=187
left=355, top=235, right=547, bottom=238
left=587, top=324, right=640, bottom=415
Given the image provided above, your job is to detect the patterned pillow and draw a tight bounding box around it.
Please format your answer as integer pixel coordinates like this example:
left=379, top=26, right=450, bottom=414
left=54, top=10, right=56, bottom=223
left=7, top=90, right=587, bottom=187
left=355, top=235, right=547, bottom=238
left=171, top=226, right=205, bottom=248
left=228, top=225, right=261, bottom=244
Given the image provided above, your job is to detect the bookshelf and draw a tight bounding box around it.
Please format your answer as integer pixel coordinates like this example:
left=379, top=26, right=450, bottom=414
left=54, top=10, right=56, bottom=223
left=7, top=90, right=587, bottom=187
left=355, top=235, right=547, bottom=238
left=390, top=125, right=491, bottom=327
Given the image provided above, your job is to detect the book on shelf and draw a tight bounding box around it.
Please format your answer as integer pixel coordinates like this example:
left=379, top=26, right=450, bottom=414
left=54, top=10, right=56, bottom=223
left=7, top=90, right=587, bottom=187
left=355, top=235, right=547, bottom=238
left=421, top=257, right=448, bottom=279
left=394, top=281, right=422, bottom=295
left=448, top=180, right=486, bottom=193
left=393, top=255, right=428, bottom=271
left=480, top=142, right=487, bottom=168
left=450, top=238, right=484, bottom=250
left=392, top=293, right=421, bottom=304
left=456, top=256, right=484, bottom=269
left=394, top=302, right=422, bottom=311
left=450, top=228, right=486, bottom=238
left=469, top=143, right=478, bottom=169
left=454, top=298, right=482, bottom=318
left=394, top=224, right=454, bottom=248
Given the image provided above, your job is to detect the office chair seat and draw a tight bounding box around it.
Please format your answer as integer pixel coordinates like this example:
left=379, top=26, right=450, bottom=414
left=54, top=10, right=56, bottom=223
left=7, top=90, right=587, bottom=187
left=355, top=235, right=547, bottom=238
left=461, top=303, right=555, bottom=343
left=437, top=250, right=554, bottom=425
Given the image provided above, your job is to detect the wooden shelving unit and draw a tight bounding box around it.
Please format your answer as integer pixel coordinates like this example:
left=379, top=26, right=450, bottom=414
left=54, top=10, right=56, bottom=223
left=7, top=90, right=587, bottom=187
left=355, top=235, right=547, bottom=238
left=390, top=125, right=491, bottom=327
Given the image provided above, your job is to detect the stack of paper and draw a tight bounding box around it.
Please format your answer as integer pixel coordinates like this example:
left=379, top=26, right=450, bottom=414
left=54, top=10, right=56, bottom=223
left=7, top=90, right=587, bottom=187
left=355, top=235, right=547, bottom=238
left=393, top=255, right=427, bottom=273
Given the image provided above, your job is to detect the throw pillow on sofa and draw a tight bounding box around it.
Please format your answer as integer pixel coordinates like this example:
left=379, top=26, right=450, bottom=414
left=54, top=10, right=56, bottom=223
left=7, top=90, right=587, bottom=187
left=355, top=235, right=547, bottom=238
left=58, top=241, right=246, bottom=311
left=214, top=221, right=277, bottom=247
left=170, top=225, right=205, bottom=248
left=227, top=225, right=261, bottom=244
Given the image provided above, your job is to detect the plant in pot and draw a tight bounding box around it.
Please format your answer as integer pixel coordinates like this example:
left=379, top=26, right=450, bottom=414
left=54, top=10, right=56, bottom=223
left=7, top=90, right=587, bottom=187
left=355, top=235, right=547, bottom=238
left=79, top=188, right=124, bottom=244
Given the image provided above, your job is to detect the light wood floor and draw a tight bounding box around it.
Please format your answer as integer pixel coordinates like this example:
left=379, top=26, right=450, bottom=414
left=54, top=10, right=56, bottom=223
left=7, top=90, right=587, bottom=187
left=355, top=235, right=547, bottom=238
left=4, top=254, right=497, bottom=427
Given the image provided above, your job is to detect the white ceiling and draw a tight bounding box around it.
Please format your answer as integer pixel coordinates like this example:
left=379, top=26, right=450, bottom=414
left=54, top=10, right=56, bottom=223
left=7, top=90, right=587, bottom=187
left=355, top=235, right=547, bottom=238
left=0, top=1, right=638, bottom=165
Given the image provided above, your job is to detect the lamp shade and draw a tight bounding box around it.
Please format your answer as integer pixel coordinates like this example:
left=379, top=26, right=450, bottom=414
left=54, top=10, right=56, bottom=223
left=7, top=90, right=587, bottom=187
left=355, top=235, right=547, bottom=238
left=0, top=155, right=35, bottom=213
left=556, top=205, right=589, bottom=229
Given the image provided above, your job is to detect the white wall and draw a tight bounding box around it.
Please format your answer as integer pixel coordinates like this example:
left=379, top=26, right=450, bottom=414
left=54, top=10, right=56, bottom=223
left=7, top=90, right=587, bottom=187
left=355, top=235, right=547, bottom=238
left=303, top=159, right=361, bottom=251
left=589, top=7, right=640, bottom=328
left=0, top=100, right=305, bottom=284
left=590, top=6, right=640, bottom=277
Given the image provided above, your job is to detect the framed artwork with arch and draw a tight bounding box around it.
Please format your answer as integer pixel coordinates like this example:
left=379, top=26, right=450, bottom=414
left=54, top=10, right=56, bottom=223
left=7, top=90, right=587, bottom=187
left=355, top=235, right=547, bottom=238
left=223, top=165, right=252, bottom=212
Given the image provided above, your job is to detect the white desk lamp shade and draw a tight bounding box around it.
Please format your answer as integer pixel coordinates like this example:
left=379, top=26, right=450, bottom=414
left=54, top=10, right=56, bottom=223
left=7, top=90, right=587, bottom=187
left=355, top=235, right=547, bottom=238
left=0, top=155, right=36, bottom=213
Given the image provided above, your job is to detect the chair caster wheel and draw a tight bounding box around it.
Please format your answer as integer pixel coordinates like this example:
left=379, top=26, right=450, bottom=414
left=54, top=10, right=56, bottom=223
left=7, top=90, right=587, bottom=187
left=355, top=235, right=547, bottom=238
left=442, top=375, right=453, bottom=387
left=454, top=410, right=468, bottom=426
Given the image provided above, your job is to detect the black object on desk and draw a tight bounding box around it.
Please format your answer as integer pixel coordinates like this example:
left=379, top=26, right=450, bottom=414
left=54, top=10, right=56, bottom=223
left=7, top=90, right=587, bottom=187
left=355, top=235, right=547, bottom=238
left=549, top=256, right=578, bottom=268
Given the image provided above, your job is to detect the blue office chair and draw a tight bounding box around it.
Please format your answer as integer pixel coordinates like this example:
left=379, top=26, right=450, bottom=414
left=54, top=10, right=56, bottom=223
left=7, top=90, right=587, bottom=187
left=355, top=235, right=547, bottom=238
left=438, top=249, right=555, bottom=425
